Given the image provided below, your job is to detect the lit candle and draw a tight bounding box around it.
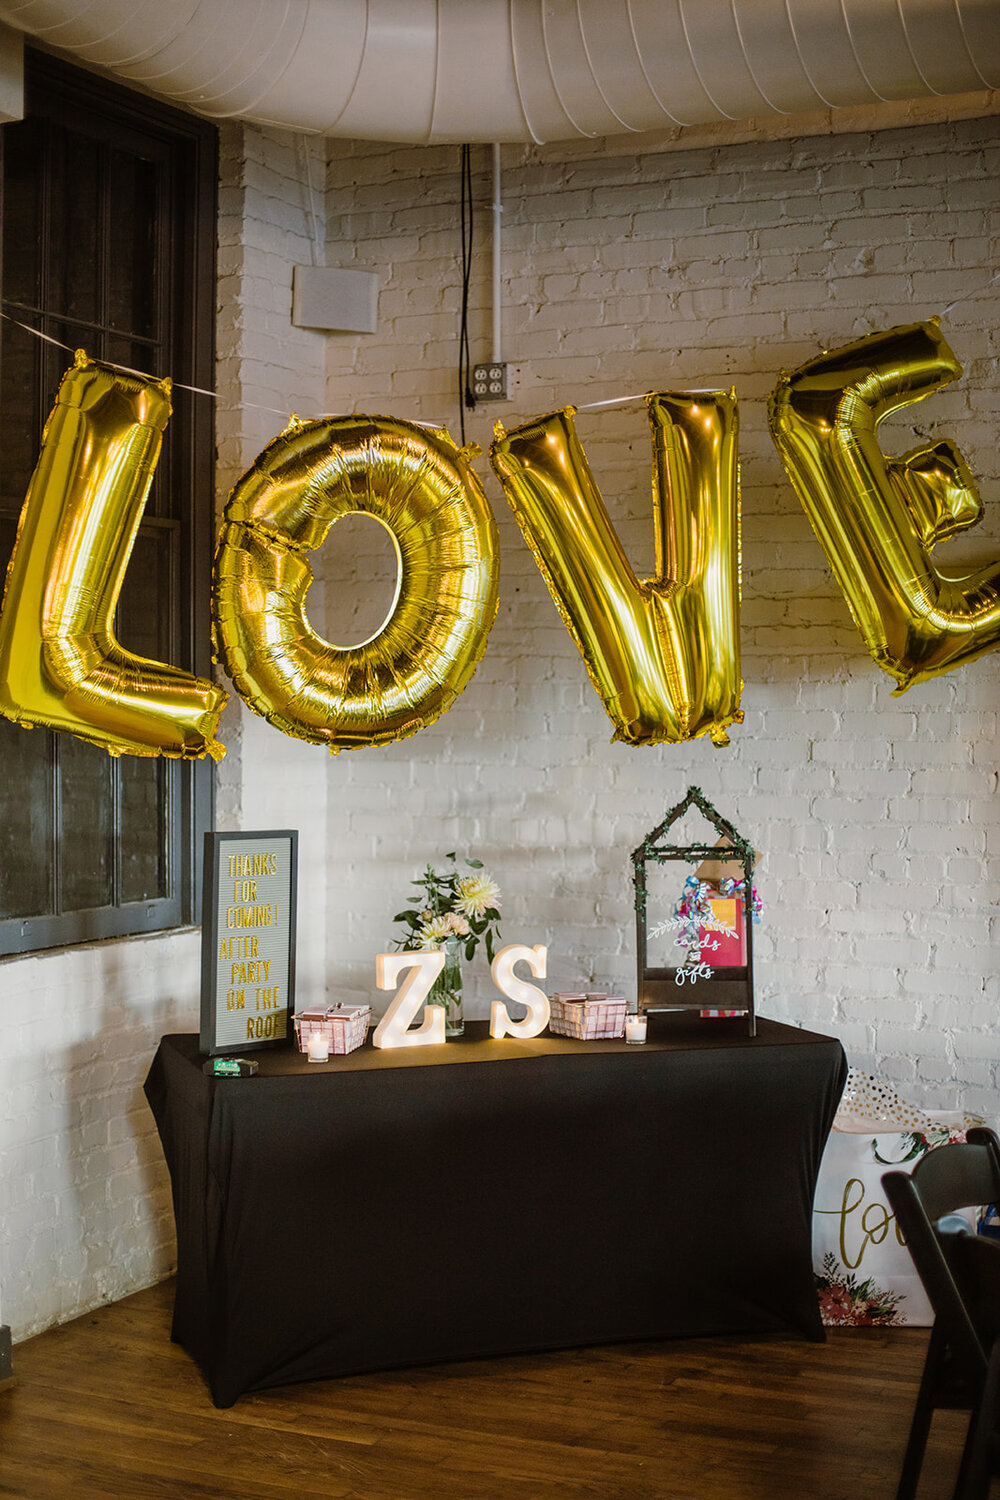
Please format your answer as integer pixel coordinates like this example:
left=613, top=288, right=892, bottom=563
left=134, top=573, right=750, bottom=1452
left=306, top=1030, right=329, bottom=1062
left=625, top=1014, right=647, bottom=1045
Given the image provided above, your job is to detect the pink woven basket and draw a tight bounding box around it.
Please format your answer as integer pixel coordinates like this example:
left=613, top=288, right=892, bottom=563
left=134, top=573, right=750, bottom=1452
left=548, top=992, right=627, bottom=1040
left=293, top=1004, right=370, bottom=1056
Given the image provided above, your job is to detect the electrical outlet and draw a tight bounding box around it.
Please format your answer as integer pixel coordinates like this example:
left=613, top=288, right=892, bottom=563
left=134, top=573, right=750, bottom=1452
left=472, top=361, right=509, bottom=401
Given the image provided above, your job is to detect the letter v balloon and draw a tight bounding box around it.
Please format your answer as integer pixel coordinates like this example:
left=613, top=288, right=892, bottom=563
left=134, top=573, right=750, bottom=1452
left=490, top=394, right=743, bottom=747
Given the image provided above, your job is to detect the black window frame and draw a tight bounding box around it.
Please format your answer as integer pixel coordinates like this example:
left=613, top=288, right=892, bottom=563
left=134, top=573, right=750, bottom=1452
left=0, top=50, right=217, bottom=957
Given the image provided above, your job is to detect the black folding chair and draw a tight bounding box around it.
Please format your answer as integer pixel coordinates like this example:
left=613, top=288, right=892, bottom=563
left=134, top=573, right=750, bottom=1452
left=883, top=1126, right=1000, bottom=1500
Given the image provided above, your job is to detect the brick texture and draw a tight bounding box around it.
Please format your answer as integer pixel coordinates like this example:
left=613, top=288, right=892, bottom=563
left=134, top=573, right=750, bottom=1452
left=2, top=109, right=998, bottom=1345
left=321, top=116, right=1000, bottom=1112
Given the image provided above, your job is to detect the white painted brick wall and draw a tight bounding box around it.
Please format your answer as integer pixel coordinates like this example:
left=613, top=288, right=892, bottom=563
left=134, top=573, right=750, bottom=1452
left=0, top=122, right=330, bottom=1341
left=0, top=931, right=200, bottom=1337
left=320, top=117, right=1000, bottom=1115
left=214, top=123, right=330, bottom=1004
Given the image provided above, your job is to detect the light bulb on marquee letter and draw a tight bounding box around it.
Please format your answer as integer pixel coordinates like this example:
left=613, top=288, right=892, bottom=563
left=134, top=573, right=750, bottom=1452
left=489, top=945, right=549, bottom=1040
left=372, top=951, right=447, bottom=1049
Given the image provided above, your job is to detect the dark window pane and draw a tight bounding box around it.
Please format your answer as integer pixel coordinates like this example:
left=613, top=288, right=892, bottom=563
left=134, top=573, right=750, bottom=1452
left=0, top=332, right=41, bottom=511
left=0, top=514, right=13, bottom=583
left=2, top=116, right=43, bottom=308
left=0, top=515, right=54, bottom=920
left=118, top=528, right=173, bottom=903
left=0, top=719, right=54, bottom=919
left=59, top=735, right=114, bottom=911
left=121, top=757, right=168, bottom=902
left=0, top=51, right=216, bottom=955
left=49, top=128, right=101, bottom=326
left=104, top=331, right=159, bottom=372
left=108, top=150, right=158, bottom=339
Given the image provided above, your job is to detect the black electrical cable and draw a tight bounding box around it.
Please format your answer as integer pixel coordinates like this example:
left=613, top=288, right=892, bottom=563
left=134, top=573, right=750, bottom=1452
left=458, top=143, right=475, bottom=445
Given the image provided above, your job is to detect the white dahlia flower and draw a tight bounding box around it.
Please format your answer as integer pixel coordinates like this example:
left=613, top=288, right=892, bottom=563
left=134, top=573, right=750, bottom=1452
left=455, top=872, right=501, bottom=920
left=415, top=914, right=452, bottom=948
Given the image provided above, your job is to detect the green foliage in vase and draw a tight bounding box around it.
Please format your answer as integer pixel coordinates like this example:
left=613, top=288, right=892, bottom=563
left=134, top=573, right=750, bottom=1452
left=392, top=852, right=502, bottom=963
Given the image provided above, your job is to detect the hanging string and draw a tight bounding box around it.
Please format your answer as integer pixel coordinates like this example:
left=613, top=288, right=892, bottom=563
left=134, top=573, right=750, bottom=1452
left=2, top=310, right=458, bottom=432
left=575, top=387, right=729, bottom=411
left=577, top=391, right=652, bottom=410
left=0, top=314, right=75, bottom=353
left=940, top=268, right=1000, bottom=318
left=6, top=255, right=996, bottom=432
left=0, top=309, right=293, bottom=417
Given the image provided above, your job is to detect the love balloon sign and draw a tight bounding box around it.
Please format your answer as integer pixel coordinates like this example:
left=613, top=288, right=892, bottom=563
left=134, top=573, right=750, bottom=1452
left=0, top=320, right=997, bottom=761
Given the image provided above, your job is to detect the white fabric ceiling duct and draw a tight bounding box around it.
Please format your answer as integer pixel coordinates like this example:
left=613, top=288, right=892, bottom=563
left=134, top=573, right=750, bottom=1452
left=0, top=0, right=997, bottom=143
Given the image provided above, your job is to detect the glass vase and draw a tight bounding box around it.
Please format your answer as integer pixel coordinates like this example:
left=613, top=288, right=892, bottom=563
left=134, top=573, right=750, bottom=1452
left=429, top=936, right=464, bottom=1036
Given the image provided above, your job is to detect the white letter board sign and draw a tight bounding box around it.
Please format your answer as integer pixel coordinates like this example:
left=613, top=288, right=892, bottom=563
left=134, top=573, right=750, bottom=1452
left=199, top=829, right=298, bottom=1056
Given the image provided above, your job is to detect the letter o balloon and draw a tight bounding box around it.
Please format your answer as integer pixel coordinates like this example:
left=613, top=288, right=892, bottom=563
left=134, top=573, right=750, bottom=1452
left=213, top=416, right=500, bottom=750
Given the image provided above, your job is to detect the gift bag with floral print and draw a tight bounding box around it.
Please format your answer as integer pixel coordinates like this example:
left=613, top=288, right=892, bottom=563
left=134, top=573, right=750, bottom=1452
left=812, top=1071, right=978, bottom=1327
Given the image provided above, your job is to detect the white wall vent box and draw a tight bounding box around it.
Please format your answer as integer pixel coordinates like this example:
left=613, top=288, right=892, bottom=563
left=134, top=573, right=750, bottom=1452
left=292, top=266, right=378, bottom=333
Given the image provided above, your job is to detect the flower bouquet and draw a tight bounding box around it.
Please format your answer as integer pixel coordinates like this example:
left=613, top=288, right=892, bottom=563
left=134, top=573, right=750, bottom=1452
left=391, top=854, right=502, bottom=1035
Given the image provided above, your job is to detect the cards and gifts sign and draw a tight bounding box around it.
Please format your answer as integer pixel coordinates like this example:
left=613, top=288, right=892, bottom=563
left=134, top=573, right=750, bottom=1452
left=200, top=830, right=298, bottom=1055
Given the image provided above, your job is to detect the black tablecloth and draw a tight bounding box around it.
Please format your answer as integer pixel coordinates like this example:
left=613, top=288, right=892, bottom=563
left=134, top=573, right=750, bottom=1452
left=144, top=1015, right=846, bottom=1407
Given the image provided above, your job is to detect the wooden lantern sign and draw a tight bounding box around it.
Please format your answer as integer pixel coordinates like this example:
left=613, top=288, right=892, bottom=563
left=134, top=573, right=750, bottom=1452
left=631, top=787, right=757, bottom=1036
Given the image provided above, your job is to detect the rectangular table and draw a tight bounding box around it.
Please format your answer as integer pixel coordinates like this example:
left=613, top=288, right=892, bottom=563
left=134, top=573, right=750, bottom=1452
left=145, top=1015, right=846, bottom=1407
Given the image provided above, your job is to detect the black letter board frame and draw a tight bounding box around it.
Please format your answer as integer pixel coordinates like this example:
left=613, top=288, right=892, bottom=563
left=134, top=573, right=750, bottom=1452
left=200, top=829, right=298, bottom=1056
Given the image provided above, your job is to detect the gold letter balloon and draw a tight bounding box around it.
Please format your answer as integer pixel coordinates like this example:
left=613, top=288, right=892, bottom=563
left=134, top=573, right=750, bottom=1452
left=490, top=395, right=742, bottom=746
left=0, top=353, right=227, bottom=758
left=769, top=320, right=1000, bottom=690
left=213, top=416, right=499, bottom=750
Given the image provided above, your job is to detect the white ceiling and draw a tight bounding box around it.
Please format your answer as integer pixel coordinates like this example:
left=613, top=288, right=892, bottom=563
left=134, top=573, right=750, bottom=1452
left=0, top=0, right=998, bottom=144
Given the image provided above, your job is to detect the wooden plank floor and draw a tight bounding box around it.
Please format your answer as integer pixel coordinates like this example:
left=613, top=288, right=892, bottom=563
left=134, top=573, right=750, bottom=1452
left=0, top=1280, right=973, bottom=1499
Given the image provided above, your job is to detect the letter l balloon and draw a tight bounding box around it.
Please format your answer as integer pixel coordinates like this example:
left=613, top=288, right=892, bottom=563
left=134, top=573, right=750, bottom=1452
left=0, top=353, right=226, bottom=758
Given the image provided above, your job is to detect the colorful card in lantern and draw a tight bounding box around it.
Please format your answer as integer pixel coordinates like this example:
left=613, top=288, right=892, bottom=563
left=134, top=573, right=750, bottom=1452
left=698, top=896, right=745, bottom=967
